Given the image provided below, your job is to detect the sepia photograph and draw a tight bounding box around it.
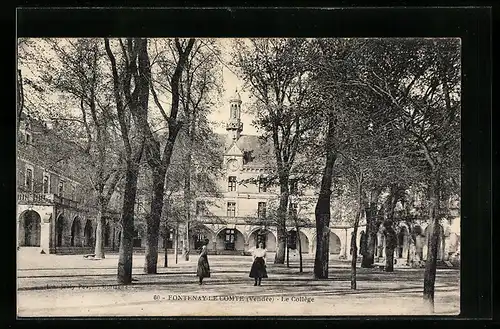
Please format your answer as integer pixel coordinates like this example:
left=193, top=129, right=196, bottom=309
left=16, top=37, right=461, bottom=317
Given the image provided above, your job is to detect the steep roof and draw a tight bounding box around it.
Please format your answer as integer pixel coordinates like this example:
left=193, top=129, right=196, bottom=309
left=218, top=133, right=275, bottom=168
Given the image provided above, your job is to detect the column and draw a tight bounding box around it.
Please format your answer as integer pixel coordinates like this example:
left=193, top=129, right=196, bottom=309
left=212, top=233, right=217, bottom=252
left=40, top=220, right=50, bottom=253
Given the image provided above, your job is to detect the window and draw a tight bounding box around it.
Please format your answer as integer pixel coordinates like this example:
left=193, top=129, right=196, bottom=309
left=196, top=201, right=206, bottom=215
left=289, top=202, right=298, bottom=218
left=258, top=202, right=267, bottom=219
left=258, top=176, right=267, bottom=193
left=290, top=179, right=298, bottom=194
left=243, top=151, right=254, bottom=164
left=58, top=180, right=64, bottom=197
left=42, top=174, right=50, bottom=194
left=227, top=202, right=236, bottom=217
left=25, top=168, right=33, bottom=191
left=26, top=133, right=32, bottom=144
left=228, top=176, right=237, bottom=192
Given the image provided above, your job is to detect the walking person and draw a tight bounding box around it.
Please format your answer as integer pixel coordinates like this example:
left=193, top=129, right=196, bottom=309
left=249, top=242, right=268, bottom=286
left=196, top=238, right=210, bottom=285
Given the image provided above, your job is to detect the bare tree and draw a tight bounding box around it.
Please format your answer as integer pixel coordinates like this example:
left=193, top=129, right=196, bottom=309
left=104, top=38, right=146, bottom=284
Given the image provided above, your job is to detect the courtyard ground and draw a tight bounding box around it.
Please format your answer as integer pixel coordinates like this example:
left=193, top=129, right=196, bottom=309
left=16, top=249, right=460, bottom=317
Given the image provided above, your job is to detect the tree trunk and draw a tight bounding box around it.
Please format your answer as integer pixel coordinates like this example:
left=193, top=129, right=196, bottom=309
left=183, top=159, right=191, bottom=261
left=350, top=233, right=358, bottom=289
left=385, top=245, right=394, bottom=272
left=94, top=205, right=106, bottom=259
left=384, top=186, right=399, bottom=272
left=163, top=226, right=168, bottom=268
left=384, top=226, right=397, bottom=272
left=144, top=166, right=167, bottom=274
left=361, top=201, right=378, bottom=268
left=351, top=175, right=363, bottom=290
left=313, top=111, right=337, bottom=279
left=296, top=226, right=303, bottom=273
left=286, top=245, right=290, bottom=268
left=175, top=223, right=179, bottom=264
left=423, top=174, right=441, bottom=312
left=117, top=162, right=140, bottom=284
left=274, top=181, right=289, bottom=264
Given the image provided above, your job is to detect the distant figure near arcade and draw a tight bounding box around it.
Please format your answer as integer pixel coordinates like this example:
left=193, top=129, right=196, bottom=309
left=196, top=239, right=211, bottom=285
left=249, top=242, right=268, bottom=286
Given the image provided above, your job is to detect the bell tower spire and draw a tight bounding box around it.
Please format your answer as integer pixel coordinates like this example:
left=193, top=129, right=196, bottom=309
left=226, top=88, right=243, bottom=140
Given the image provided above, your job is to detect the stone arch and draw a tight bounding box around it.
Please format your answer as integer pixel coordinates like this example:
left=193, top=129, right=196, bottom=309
left=84, top=219, right=94, bottom=247
left=216, top=227, right=245, bottom=251
left=298, top=230, right=309, bottom=253
left=248, top=228, right=277, bottom=252
left=190, top=224, right=215, bottom=251
left=70, top=217, right=82, bottom=247
left=18, top=210, right=42, bottom=247
left=329, top=231, right=341, bottom=254
left=55, top=214, right=65, bottom=247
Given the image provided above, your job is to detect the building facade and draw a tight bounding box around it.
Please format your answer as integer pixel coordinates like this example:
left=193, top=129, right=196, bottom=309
left=16, top=116, right=122, bottom=255
left=17, top=92, right=460, bottom=264
left=180, top=90, right=461, bottom=264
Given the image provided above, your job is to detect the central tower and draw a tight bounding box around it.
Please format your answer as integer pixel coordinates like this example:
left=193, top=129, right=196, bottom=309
left=226, top=89, right=243, bottom=140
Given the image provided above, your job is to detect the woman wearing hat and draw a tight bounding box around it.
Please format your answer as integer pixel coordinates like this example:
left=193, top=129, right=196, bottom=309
left=196, top=239, right=211, bottom=285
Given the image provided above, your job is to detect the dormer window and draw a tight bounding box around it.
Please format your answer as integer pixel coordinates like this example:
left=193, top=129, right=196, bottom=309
left=243, top=150, right=254, bottom=164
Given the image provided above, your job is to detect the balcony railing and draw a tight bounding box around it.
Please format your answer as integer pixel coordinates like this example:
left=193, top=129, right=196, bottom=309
left=17, top=192, right=79, bottom=208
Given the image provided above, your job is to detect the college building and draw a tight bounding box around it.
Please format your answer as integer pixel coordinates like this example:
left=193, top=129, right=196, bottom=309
left=176, top=90, right=461, bottom=264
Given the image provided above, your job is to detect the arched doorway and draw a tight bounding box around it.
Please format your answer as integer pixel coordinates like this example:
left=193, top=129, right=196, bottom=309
left=298, top=231, right=309, bottom=253
left=190, top=225, right=213, bottom=251
left=84, top=220, right=94, bottom=247
left=248, top=229, right=277, bottom=251
left=216, top=227, right=245, bottom=251
left=329, top=231, right=341, bottom=254
left=70, top=218, right=82, bottom=247
left=19, top=210, right=42, bottom=247
left=56, top=215, right=65, bottom=247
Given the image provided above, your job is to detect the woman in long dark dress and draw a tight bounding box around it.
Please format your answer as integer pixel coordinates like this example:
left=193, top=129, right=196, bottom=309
left=196, top=239, right=210, bottom=285
left=249, top=242, right=268, bottom=286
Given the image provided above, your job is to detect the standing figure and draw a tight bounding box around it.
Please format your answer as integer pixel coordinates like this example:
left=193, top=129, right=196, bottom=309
left=249, top=242, right=268, bottom=286
left=196, top=238, right=210, bottom=285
